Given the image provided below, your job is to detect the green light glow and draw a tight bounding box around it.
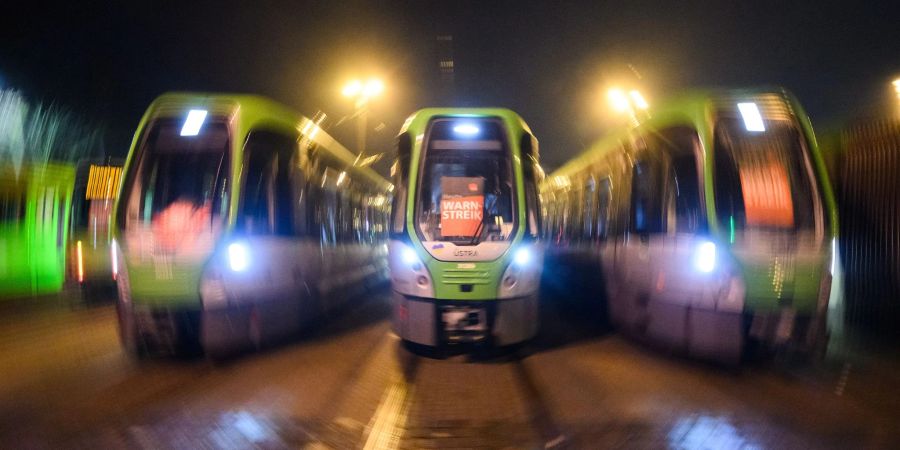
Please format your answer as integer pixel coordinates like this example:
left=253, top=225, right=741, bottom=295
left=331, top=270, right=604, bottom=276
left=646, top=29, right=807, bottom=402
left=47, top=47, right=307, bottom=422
left=729, top=215, right=735, bottom=244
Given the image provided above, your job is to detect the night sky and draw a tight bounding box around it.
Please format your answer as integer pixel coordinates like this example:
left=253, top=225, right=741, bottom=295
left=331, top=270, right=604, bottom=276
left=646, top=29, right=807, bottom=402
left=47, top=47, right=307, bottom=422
left=2, top=0, right=897, bottom=172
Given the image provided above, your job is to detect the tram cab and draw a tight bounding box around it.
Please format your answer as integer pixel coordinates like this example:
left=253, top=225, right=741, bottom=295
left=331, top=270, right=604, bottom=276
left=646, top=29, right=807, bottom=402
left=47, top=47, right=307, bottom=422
left=114, top=93, right=391, bottom=357
left=542, top=90, right=839, bottom=363
left=389, top=109, right=544, bottom=347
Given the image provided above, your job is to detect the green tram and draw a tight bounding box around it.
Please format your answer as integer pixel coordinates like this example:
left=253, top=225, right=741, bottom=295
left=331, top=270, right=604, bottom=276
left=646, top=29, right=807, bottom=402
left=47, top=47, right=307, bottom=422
left=0, top=163, right=75, bottom=298
left=542, top=89, right=840, bottom=363
left=389, top=108, right=544, bottom=347
left=113, top=93, right=392, bottom=357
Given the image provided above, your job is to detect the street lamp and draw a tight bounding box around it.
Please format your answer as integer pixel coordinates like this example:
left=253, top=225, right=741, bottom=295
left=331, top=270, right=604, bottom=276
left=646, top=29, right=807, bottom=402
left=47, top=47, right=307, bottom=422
left=342, top=78, right=384, bottom=155
left=608, top=89, right=631, bottom=113
left=608, top=87, right=649, bottom=126
left=629, top=90, right=649, bottom=110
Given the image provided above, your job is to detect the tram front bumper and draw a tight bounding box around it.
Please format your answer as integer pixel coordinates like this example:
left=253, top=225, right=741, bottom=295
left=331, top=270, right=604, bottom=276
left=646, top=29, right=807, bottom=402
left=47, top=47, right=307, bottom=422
left=392, top=292, right=539, bottom=347
left=201, top=299, right=306, bottom=357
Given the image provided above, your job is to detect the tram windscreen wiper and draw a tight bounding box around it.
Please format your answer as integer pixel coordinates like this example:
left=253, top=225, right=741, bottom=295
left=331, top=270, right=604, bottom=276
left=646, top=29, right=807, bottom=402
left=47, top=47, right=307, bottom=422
left=466, top=194, right=498, bottom=245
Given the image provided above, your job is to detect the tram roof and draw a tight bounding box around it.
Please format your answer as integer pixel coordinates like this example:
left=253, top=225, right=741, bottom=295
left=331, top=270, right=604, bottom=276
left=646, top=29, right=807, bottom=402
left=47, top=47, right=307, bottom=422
left=547, top=87, right=800, bottom=182
left=138, top=92, right=392, bottom=192
left=398, top=107, right=533, bottom=136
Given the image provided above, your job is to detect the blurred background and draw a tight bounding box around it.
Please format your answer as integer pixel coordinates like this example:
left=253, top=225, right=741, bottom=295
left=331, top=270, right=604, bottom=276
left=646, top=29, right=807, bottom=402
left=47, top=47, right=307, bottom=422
left=0, top=1, right=897, bottom=448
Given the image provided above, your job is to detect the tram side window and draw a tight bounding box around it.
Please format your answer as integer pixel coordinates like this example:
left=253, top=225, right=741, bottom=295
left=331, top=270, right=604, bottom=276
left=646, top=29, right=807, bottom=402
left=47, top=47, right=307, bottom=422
left=539, top=200, right=549, bottom=240
left=630, top=153, right=665, bottom=234
left=319, top=165, right=345, bottom=245
left=351, top=189, right=362, bottom=243
left=520, top=134, right=542, bottom=239
left=583, top=176, right=596, bottom=240
left=320, top=188, right=337, bottom=245
left=565, top=189, right=580, bottom=242
left=345, top=182, right=360, bottom=243
left=335, top=176, right=350, bottom=242
left=596, top=177, right=612, bottom=240
left=713, top=128, right=746, bottom=230
left=657, top=128, right=704, bottom=234
left=239, top=130, right=296, bottom=236
left=560, top=193, right=569, bottom=241
left=540, top=198, right=553, bottom=241
left=390, top=133, right=411, bottom=237
left=291, top=139, right=309, bottom=237
left=304, top=144, right=323, bottom=239
left=548, top=199, right=559, bottom=242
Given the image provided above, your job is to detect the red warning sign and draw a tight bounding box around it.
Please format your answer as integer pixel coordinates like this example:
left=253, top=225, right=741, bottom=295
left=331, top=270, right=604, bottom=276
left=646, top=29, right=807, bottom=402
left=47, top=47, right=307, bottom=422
left=440, top=177, right=484, bottom=237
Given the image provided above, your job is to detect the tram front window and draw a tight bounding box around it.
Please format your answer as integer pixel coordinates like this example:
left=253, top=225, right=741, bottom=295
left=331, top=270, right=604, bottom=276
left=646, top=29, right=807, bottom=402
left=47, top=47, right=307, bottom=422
left=713, top=119, right=818, bottom=235
left=416, top=120, right=515, bottom=244
left=120, top=119, right=229, bottom=249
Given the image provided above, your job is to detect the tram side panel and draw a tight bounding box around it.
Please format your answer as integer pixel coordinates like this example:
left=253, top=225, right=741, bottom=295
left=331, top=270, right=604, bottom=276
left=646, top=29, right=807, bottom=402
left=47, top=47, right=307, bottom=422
left=200, top=133, right=391, bottom=356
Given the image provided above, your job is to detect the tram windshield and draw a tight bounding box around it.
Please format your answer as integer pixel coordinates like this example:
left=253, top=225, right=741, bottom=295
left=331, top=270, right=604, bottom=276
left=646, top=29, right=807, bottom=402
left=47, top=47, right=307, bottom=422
left=119, top=118, right=229, bottom=248
left=713, top=118, right=819, bottom=235
left=416, top=119, right=515, bottom=244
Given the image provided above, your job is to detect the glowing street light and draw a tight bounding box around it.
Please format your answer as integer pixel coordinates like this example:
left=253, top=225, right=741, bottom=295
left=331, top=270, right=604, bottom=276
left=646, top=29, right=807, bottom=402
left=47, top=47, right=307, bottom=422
left=363, top=79, right=384, bottom=97
left=629, top=90, right=649, bottom=110
left=342, top=78, right=384, bottom=104
left=342, top=80, right=362, bottom=97
left=892, top=78, right=900, bottom=101
left=608, top=88, right=631, bottom=112
left=341, top=77, right=385, bottom=155
left=608, top=87, right=649, bottom=125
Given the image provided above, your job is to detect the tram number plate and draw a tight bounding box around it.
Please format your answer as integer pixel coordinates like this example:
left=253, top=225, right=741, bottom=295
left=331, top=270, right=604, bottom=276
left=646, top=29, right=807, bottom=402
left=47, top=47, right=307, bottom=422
left=442, top=306, right=487, bottom=332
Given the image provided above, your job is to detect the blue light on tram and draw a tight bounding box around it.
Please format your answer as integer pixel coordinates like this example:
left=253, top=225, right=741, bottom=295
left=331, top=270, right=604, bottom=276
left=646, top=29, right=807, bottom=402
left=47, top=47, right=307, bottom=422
left=513, top=247, right=531, bottom=267
left=694, top=241, right=717, bottom=273
left=181, top=109, right=208, bottom=136
left=737, top=102, right=765, bottom=132
left=401, top=245, right=419, bottom=266
left=830, top=238, right=837, bottom=275
left=228, top=242, right=250, bottom=272
left=453, top=123, right=480, bottom=136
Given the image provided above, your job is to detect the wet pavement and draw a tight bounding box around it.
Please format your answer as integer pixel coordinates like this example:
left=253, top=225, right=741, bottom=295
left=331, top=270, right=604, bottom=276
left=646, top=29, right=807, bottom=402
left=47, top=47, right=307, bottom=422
left=0, top=288, right=898, bottom=449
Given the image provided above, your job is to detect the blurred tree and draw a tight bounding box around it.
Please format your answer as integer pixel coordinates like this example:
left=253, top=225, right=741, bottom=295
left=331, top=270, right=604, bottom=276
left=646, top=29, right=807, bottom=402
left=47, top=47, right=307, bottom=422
left=0, top=89, right=105, bottom=176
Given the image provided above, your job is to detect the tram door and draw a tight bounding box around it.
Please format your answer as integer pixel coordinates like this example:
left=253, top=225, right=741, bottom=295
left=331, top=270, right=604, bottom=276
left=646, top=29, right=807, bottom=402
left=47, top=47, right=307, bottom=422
left=614, top=128, right=705, bottom=343
left=231, top=130, right=311, bottom=340
left=594, top=176, right=614, bottom=293
left=615, top=136, right=665, bottom=330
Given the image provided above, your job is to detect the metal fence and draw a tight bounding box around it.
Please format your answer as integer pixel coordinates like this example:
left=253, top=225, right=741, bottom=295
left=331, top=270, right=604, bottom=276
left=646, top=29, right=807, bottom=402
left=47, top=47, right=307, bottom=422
left=836, top=117, right=900, bottom=344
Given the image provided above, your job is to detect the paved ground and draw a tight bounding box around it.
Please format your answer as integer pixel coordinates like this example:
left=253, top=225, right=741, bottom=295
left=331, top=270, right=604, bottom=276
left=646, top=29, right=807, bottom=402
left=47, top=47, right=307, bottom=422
left=0, top=288, right=897, bottom=449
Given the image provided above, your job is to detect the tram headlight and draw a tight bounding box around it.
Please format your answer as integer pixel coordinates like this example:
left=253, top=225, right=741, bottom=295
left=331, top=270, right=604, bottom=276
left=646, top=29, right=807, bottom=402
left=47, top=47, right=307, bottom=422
left=401, top=245, right=425, bottom=271
left=401, top=245, right=419, bottom=266
left=391, top=242, right=434, bottom=297
left=694, top=241, right=717, bottom=273
left=499, top=245, right=543, bottom=299
left=228, top=242, right=250, bottom=272
left=513, top=247, right=531, bottom=267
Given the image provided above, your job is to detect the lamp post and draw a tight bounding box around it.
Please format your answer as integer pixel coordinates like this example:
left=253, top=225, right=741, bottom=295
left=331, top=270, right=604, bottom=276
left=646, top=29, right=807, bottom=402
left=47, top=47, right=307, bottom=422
left=608, top=87, right=649, bottom=126
left=342, top=78, right=384, bottom=156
